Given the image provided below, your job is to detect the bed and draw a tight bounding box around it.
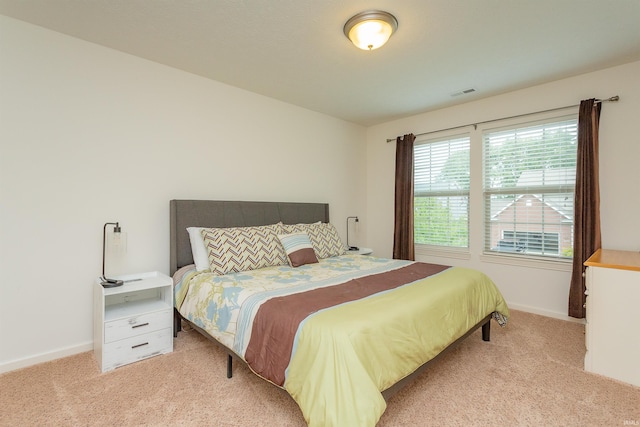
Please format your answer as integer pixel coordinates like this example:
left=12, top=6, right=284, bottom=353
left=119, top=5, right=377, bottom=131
left=170, top=199, right=509, bottom=427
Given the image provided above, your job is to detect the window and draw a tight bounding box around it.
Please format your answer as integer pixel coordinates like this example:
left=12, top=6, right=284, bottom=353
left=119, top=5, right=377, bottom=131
left=483, top=116, right=578, bottom=260
left=414, top=134, right=470, bottom=248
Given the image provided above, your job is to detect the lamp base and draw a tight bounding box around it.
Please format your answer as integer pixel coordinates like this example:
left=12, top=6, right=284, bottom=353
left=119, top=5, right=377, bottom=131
left=101, top=279, right=124, bottom=288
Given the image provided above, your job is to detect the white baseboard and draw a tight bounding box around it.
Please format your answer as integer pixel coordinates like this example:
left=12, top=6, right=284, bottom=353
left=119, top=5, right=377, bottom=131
left=508, top=302, right=585, bottom=324
left=0, top=341, right=93, bottom=374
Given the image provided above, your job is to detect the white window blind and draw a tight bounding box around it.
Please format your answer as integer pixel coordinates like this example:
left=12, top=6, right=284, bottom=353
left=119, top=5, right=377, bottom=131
left=414, top=134, right=470, bottom=248
left=483, top=116, right=578, bottom=259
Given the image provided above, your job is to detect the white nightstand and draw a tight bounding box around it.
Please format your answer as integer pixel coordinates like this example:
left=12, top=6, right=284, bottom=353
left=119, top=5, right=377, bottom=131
left=346, top=247, right=373, bottom=255
left=93, top=271, right=173, bottom=372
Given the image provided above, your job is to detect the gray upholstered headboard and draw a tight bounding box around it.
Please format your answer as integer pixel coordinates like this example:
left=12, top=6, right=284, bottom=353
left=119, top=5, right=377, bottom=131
left=169, top=200, right=330, bottom=275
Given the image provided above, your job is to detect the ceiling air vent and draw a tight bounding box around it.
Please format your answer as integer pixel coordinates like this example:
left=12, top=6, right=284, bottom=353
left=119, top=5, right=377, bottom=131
left=451, top=88, right=477, bottom=97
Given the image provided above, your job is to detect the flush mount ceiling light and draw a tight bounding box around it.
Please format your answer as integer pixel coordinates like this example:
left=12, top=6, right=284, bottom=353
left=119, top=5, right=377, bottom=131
left=343, top=10, right=398, bottom=51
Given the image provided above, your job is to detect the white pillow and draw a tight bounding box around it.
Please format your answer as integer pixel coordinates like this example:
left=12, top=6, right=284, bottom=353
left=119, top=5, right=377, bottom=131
left=187, top=227, right=210, bottom=271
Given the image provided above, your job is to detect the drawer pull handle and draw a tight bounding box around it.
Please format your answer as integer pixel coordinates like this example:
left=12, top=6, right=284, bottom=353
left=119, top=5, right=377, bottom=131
left=131, top=322, right=149, bottom=329
left=131, top=342, right=149, bottom=349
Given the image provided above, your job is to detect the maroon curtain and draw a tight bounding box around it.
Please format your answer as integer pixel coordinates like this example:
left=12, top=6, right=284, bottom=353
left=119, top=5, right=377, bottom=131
left=568, top=99, right=602, bottom=318
left=393, top=134, right=416, bottom=260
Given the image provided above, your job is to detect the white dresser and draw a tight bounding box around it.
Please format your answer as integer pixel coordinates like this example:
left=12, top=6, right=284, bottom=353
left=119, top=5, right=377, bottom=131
left=94, top=271, right=173, bottom=372
left=584, top=249, right=640, bottom=387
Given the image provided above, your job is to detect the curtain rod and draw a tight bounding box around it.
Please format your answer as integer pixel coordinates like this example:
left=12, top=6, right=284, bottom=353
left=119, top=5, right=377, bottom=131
left=386, top=95, right=619, bottom=143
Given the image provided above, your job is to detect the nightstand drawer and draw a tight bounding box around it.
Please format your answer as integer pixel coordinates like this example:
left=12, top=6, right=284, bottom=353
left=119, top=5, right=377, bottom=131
left=102, top=328, right=173, bottom=370
left=104, top=309, right=172, bottom=344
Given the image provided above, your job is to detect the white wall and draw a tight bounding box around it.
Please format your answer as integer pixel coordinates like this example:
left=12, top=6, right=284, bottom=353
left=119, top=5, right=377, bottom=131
left=365, top=60, right=640, bottom=320
left=0, top=16, right=367, bottom=371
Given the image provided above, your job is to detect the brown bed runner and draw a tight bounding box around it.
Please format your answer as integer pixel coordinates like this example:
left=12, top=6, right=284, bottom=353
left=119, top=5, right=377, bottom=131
left=244, top=262, right=450, bottom=386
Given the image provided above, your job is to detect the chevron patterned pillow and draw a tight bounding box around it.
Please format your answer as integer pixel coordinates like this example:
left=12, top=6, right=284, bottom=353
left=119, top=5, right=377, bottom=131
left=201, top=224, right=288, bottom=275
left=282, top=222, right=346, bottom=259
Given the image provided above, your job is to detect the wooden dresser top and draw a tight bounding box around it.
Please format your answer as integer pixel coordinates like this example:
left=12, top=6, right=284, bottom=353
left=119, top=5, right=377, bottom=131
left=584, top=248, right=640, bottom=272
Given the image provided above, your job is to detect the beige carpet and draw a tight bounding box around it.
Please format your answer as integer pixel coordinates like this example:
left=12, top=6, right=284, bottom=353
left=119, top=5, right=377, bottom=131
left=1, top=310, right=638, bottom=426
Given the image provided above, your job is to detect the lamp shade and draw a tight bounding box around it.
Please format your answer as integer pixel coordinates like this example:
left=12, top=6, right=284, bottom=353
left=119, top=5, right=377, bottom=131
left=344, top=10, right=398, bottom=50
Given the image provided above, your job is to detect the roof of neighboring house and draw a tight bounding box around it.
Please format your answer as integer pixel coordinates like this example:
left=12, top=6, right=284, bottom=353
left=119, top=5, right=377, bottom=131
left=491, top=194, right=573, bottom=221
left=490, top=168, right=575, bottom=220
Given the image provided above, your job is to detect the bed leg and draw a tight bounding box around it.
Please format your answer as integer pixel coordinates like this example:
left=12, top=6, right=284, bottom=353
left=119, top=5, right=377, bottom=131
left=227, top=354, right=233, bottom=379
left=482, top=319, right=491, bottom=342
left=173, top=308, right=182, bottom=337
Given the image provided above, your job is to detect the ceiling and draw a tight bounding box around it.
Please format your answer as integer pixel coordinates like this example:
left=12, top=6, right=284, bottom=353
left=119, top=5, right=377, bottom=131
left=1, top=1, right=640, bottom=126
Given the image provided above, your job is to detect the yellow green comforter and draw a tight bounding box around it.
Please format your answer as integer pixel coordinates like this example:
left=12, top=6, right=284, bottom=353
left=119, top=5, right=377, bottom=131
left=174, top=255, right=509, bottom=426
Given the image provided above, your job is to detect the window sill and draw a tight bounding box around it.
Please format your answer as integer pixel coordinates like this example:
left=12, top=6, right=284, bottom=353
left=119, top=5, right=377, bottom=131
left=479, top=253, right=572, bottom=272
left=415, top=245, right=471, bottom=261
